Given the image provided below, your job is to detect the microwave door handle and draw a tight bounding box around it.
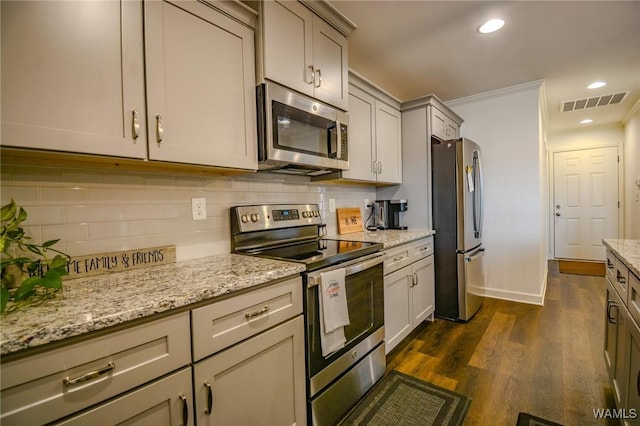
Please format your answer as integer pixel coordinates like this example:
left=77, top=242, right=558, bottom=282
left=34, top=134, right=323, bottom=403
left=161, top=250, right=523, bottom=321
left=336, top=121, right=342, bottom=160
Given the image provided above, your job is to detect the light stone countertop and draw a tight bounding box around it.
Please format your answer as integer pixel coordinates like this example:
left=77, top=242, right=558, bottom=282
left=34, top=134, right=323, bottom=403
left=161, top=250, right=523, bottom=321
left=0, top=254, right=305, bottom=356
left=327, top=229, right=435, bottom=249
left=603, top=239, right=640, bottom=278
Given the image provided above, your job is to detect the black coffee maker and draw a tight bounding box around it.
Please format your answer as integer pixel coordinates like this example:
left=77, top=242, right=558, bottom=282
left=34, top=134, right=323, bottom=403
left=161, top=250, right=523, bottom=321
left=374, top=199, right=408, bottom=230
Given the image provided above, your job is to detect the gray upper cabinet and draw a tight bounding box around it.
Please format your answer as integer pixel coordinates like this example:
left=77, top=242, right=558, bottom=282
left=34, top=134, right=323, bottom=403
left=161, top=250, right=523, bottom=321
left=342, top=81, right=402, bottom=184
left=1, top=0, right=147, bottom=159
left=255, top=0, right=354, bottom=111
left=430, top=105, right=460, bottom=142
left=145, top=1, right=257, bottom=169
left=1, top=0, right=258, bottom=171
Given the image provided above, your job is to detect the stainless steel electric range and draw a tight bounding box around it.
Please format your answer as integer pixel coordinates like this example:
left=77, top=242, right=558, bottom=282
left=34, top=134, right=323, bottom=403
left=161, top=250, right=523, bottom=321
left=230, top=204, right=386, bottom=426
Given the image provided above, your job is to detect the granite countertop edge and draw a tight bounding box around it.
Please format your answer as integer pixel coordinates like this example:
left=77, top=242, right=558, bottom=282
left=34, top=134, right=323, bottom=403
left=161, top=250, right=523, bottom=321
left=326, top=228, right=435, bottom=249
left=603, top=239, right=640, bottom=278
left=0, top=253, right=305, bottom=356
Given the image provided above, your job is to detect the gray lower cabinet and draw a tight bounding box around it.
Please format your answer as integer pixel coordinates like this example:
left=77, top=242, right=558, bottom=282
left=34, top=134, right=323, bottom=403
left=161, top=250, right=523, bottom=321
left=383, top=237, right=435, bottom=354
left=0, top=313, right=191, bottom=426
left=54, top=367, right=193, bottom=426
left=605, top=248, right=640, bottom=424
left=0, top=276, right=306, bottom=425
left=193, top=316, right=306, bottom=426
left=191, top=276, right=306, bottom=426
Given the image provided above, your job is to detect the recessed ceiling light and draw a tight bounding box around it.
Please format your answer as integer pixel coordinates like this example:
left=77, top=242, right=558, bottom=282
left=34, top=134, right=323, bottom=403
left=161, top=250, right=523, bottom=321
left=478, top=18, right=505, bottom=34
left=587, top=81, right=607, bottom=89
left=580, top=119, right=593, bottom=124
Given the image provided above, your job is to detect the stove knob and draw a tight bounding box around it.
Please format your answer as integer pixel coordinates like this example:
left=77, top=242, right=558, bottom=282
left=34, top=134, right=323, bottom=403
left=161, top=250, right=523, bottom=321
left=313, top=211, right=319, bottom=217
left=250, top=213, right=259, bottom=222
left=240, top=214, right=249, bottom=223
left=302, top=211, right=309, bottom=218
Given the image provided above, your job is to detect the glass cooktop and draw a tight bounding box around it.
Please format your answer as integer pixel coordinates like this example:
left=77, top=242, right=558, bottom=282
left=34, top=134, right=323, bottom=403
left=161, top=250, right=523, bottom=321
left=250, top=239, right=382, bottom=271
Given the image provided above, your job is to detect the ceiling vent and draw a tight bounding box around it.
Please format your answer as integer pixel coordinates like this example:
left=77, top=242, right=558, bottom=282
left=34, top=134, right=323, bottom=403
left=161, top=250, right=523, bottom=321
left=561, top=91, right=629, bottom=112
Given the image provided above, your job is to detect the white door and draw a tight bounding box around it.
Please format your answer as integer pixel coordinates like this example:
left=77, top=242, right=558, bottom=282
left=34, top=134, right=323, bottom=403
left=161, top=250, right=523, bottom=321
left=553, top=147, right=619, bottom=261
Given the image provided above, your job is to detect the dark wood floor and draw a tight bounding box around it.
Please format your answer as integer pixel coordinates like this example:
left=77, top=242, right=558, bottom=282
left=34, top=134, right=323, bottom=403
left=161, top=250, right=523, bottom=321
left=386, top=261, right=617, bottom=426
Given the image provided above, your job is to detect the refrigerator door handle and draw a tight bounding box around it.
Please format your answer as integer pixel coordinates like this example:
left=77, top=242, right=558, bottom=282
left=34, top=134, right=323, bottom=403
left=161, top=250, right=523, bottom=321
left=465, top=247, right=485, bottom=262
left=472, top=150, right=484, bottom=239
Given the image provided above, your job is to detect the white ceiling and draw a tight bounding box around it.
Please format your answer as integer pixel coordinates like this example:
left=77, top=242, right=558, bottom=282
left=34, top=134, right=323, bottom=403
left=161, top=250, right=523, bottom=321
left=328, top=0, right=640, bottom=133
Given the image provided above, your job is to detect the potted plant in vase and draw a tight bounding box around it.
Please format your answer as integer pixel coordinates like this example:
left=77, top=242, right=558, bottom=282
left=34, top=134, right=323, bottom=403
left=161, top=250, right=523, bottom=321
left=1, top=199, right=70, bottom=313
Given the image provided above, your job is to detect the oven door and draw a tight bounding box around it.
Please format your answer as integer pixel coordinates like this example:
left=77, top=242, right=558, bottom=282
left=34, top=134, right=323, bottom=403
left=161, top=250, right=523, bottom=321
left=305, top=252, right=385, bottom=396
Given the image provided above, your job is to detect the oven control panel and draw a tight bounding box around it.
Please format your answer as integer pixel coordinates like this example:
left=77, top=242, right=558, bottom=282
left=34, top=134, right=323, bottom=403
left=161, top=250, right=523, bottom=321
left=231, top=204, right=322, bottom=233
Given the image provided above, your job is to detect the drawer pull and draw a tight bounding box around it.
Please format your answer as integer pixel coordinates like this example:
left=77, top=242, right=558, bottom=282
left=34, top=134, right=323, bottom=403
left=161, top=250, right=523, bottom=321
left=393, top=255, right=405, bottom=262
left=204, top=382, right=213, bottom=415
left=419, top=246, right=429, bottom=251
left=179, top=394, right=188, bottom=426
left=607, top=301, right=618, bottom=324
left=63, top=361, right=115, bottom=386
left=245, top=306, right=270, bottom=319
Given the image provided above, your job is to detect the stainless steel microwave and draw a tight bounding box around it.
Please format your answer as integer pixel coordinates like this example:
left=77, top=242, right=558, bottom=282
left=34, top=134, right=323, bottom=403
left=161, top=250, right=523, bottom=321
left=257, top=81, right=349, bottom=175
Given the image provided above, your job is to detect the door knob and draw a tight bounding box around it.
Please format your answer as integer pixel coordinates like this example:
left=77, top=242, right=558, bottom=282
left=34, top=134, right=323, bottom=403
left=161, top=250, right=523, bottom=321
left=555, top=212, right=561, bottom=216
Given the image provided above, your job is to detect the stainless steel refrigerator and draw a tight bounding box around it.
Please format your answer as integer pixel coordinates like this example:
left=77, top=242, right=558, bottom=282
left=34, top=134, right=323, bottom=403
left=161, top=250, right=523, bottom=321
left=432, top=138, right=485, bottom=321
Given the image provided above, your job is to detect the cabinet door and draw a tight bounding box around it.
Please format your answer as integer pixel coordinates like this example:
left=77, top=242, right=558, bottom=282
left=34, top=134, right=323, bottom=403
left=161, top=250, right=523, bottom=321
left=1, top=1, right=147, bottom=158
left=605, top=279, right=620, bottom=378
left=615, top=293, right=629, bottom=408
left=411, top=256, right=435, bottom=325
left=626, top=319, right=640, bottom=425
left=194, top=316, right=306, bottom=426
left=342, top=87, right=376, bottom=182
left=430, top=105, right=459, bottom=142
left=384, top=267, right=412, bottom=354
left=375, top=101, right=402, bottom=184
left=262, top=0, right=314, bottom=97
left=311, top=16, right=348, bottom=110
left=145, top=0, right=257, bottom=169
left=54, top=368, right=193, bottom=426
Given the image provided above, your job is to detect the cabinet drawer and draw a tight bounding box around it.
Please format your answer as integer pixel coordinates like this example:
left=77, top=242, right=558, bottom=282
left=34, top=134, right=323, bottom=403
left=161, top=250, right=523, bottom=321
left=628, top=272, right=640, bottom=327
left=383, top=245, right=412, bottom=275
left=191, top=276, right=303, bottom=361
left=1, top=312, right=191, bottom=426
left=55, top=367, right=193, bottom=426
left=614, top=258, right=630, bottom=303
left=412, top=237, right=433, bottom=261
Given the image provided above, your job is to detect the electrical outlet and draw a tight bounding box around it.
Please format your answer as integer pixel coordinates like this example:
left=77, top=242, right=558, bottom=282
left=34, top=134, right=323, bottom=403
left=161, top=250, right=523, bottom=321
left=191, top=198, right=207, bottom=220
left=329, top=198, right=336, bottom=213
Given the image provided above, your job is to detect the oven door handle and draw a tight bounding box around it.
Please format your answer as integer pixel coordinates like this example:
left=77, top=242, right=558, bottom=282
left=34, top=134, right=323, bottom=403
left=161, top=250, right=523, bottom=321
left=307, top=253, right=386, bottom=288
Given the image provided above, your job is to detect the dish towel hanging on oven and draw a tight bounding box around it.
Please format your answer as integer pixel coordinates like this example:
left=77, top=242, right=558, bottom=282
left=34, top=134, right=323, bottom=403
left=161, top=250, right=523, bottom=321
left=319, top=267, right=350, bottom=357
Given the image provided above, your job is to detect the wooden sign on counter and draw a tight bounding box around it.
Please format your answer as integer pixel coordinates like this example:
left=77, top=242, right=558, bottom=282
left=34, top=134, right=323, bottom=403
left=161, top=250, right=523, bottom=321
left=64, top=245, right=176, bottom=279
left=337, top=208, right=364, bottom=234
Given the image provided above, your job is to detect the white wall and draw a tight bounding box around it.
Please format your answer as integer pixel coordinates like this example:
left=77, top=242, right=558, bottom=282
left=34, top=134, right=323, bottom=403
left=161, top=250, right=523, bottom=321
left=624, top=106, right=640, bottom=238
left=447, top=82, right=547, bottom=304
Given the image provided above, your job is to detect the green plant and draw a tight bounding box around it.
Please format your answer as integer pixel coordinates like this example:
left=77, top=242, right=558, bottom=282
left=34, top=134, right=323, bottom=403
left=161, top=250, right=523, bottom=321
left=1, top=199, right=70, bottom=313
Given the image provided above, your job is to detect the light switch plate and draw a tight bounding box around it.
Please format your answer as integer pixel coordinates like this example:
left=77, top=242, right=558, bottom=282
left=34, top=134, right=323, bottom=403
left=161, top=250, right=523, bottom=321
left=192, top=198, right=207, bottom=220
left=329, top=198, right=336, bottom=213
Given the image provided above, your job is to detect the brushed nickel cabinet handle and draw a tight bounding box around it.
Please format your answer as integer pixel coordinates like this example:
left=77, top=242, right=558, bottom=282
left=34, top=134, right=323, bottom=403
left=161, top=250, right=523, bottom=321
left=132, top=110, right=140, bottom=140
left=245, top=306, right=270, bottom=319
left=156, top=115, right=164, bottom=143
left=393, top=255, right=405, bottom=262
left=179, top=394, right=188, bottom=426
left=607, top=301, right=618, bottom=324
left=315, top=68, right=322, bottom=88
left=63, top=361, right=115, bottom=386
left=308, top=65, right=315, bottom=85
left=204, top=382, right=213, bottom=415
